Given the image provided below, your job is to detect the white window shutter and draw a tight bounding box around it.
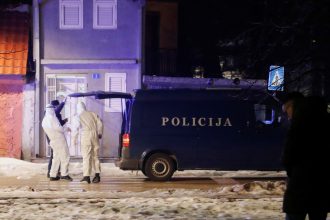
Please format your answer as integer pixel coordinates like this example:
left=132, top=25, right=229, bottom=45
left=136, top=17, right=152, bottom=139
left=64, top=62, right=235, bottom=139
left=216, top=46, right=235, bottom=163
left=59, top=0, right=83, bottom=29
left=63, top=6, right=80, bottom=25
left=93, top=0, right=117, bottom=29
left=105, top=73, right=126, bottom=112
left=46, top=75, right=57, bottom=104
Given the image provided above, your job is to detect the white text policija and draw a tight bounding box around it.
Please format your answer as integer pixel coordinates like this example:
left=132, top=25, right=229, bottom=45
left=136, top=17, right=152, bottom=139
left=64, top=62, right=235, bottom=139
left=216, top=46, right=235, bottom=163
left=161, top=117, right=232, bottom=127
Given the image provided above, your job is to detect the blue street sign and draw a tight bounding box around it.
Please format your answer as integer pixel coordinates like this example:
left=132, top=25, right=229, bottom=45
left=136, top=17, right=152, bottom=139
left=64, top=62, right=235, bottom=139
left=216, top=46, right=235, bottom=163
left=268, top=65, right=284, bottom=91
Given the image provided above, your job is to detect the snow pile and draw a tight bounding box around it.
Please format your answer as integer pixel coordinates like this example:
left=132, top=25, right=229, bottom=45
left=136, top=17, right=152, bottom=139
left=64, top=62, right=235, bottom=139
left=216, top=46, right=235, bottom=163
left=175, top=170, right=286, bottom=178
left=0, top=197, right=284, bottom=220
left=0, top=158, right=47, bottom=179
left=218, top=181, right=286, bottom=196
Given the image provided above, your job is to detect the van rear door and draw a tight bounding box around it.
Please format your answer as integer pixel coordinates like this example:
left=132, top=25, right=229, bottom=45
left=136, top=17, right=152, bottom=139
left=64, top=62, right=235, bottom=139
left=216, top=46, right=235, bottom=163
left=68, top=91, right=133, bottom=158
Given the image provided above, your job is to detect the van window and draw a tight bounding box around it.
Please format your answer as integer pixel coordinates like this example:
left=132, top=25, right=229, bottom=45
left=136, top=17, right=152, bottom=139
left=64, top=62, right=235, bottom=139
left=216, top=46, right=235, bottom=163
left=254, top=104, right=275, bottom=125
left=121, top=100, right=132, bottom=134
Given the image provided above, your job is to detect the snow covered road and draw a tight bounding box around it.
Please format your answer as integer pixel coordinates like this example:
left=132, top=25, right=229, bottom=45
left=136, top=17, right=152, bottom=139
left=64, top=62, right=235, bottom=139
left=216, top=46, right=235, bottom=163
left=0, top=158, right=324, bottom=219
left=0, top=197, right=284, bottom=220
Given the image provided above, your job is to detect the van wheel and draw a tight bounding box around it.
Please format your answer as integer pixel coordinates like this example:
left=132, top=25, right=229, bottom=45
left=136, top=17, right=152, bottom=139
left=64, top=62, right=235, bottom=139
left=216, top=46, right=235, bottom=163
left=144, top=153, right=175, bottom=181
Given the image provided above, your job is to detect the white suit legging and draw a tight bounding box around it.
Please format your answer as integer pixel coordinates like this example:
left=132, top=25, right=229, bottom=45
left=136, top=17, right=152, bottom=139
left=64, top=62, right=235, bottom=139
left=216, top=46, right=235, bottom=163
left=42, top=106, right=70, bottom=178
left=75, top=102, right=103, bottom=177
left=80, top=128, right=101, bottom=177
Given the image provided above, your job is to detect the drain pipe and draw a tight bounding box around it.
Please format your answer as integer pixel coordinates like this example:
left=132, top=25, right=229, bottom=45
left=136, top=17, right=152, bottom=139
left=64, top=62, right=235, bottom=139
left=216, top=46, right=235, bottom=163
left=33, top=0, right=40, bottom=157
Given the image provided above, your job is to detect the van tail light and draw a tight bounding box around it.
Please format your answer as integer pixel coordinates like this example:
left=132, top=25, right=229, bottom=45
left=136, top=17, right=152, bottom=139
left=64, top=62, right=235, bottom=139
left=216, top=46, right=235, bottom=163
left=122, top=133, right=130, bottom=148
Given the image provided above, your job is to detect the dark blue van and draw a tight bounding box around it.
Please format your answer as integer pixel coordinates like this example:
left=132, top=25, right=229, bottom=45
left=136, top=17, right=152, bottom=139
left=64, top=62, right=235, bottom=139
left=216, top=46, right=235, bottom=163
left=70, top=89, right=287, bottom=181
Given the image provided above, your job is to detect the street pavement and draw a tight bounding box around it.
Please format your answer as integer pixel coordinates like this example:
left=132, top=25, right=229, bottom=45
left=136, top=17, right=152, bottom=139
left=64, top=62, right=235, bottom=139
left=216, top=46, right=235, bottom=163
left=0, top=174, right=285, bottom=194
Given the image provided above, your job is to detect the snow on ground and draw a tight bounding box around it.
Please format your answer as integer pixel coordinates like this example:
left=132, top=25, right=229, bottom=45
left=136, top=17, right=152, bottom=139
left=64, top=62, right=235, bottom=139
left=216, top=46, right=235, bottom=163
left=0, top=197, right=284, bottom=220
left=0, top=158, right=322, bottom=220
left=0, top=157, right=286, bottom=179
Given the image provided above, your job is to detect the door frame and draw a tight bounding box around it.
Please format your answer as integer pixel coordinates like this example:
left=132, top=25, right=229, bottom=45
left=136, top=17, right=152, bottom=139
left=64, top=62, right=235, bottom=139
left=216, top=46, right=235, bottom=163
left=44, top=74, right=88, bottom=157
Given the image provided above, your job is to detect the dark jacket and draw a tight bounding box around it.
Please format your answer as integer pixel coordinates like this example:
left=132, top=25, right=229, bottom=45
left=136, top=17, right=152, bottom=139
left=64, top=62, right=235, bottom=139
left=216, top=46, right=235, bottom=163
left=55, top=101, right=67, bottom=126
left=45, top=101, right=67, bottom=144
left=282, top=97, right=330, bottom=213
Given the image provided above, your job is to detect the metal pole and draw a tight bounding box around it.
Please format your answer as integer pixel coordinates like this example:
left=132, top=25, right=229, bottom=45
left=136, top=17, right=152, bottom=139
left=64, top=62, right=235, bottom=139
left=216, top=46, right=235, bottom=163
left=33, top=0, right=40, bottom=157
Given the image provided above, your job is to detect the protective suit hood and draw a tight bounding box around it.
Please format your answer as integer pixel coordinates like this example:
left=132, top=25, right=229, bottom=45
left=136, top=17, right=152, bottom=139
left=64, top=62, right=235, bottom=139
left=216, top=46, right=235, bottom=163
left=45, top=104, right=55, bottom=116
left=43, top=104, right=60, bottom=130
left=77, top=102, right=87, bottom=115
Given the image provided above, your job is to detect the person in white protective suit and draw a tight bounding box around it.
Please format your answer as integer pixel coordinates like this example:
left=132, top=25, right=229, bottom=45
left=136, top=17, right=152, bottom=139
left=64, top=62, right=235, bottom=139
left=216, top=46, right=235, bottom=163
left=73, top=102, right=103, bottom=184
left=42, top=104, right=72, bottom=181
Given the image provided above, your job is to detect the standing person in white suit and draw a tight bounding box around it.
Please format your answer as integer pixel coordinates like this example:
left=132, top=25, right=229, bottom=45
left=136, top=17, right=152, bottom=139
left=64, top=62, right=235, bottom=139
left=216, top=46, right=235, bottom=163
left=73, top=101, right=103, bottom=184
left=42, top=104, right=72, bottom=181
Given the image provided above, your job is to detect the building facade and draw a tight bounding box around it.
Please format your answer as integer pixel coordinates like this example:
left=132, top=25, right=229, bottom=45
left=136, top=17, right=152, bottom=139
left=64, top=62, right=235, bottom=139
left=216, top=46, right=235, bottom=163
left=28, top=0, right=144, bottom=160
left=0, top=7, right=30, bottom=159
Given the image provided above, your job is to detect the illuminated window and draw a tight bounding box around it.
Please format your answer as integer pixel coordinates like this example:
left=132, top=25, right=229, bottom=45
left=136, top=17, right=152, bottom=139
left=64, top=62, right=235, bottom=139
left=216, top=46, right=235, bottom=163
left=254, top=104, right=275, bottom=125
left=93, top=0, right=117, bottom=29
left=105, top=73, right=126, bottom=112
left=59, top=0, right=83, bottom=29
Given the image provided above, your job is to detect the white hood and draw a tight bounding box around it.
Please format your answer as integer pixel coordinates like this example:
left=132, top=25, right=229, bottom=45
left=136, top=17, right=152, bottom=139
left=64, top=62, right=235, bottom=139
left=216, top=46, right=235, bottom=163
left=77, top=101, right=87, bottom=115
left=42, top=104, right=62, bottom=133
left=45, top=104, right=55, bottom=117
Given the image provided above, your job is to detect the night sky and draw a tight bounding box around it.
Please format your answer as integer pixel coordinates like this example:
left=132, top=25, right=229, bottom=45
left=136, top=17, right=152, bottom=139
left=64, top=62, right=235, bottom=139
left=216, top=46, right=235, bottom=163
left=2, top=0, right=330, bottom=85
left=177, top=0, right=330, bottom=79
left=178, top=0, right=263, bottom=75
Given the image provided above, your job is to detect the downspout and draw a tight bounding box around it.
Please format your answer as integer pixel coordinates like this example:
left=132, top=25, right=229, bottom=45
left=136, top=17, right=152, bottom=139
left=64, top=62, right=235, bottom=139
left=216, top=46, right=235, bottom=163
left=33, top=0, right=40, bottom=157
left=140, top=0, right=146, bottom=89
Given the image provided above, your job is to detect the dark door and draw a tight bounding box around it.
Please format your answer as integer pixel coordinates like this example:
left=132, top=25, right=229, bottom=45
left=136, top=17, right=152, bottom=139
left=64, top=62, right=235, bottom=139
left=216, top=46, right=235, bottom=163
left=145, top=11, right=160, bottom=74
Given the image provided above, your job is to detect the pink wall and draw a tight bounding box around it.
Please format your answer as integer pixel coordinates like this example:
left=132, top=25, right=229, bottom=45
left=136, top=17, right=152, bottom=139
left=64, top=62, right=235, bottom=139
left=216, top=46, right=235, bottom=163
left=0, top=76, right=24, bottom=159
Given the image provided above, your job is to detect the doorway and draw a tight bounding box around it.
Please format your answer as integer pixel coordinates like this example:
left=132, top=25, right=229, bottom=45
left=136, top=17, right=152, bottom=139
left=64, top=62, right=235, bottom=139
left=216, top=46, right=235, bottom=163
left=45, top=74, right=87, bottom=157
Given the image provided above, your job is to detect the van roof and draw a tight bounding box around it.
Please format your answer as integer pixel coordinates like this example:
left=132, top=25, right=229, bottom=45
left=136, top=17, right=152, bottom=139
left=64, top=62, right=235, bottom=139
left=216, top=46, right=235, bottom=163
left=68, top=89, right=279, bottom=105
left=135, top=89, right=278, bottom=104
left=68, top=91, right=132, bottom=99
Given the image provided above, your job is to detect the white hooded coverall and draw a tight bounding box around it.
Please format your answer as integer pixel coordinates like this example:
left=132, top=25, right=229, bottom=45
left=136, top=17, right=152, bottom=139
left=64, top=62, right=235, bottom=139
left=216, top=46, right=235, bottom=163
left=73, top=102, right=103, bottom=177
left=42, top=105, right=70, bottom=177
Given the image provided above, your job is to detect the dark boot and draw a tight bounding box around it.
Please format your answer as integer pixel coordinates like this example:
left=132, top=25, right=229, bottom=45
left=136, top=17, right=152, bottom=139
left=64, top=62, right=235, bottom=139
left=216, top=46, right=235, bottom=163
left=50, top=176, right=60, bottom=181
left=47, top=172, right=50, bottom=178
left=80, top=176, right=91, bottom=184
left=92, top=173, right=100, bottom=183
left=61, top=175, right=73, bottom=181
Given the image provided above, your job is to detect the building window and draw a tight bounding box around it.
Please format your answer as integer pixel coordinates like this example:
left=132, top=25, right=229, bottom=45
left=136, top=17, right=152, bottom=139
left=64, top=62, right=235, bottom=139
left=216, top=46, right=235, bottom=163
left=93, top=0, right=117, bottom=29
left=59, top=0, right=83, bottom=29
left=105, top=73, right=126, bottom=112
left=254, top=104, right=275, bottom=125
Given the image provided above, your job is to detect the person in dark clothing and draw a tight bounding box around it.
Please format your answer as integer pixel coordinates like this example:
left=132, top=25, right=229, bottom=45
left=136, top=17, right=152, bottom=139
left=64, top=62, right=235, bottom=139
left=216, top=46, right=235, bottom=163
left=282, top=93, right=330, bottom=220
left=51, top=99, right=68, bottom=126
left=47, top=98, right=68, bottom=178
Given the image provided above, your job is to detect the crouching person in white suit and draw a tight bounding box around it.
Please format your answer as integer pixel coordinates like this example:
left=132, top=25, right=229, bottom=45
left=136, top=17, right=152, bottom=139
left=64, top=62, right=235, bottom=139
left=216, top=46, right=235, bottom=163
left=72, top=102, right=103, bottom=184
left=42, top=104, right=72, bottom=181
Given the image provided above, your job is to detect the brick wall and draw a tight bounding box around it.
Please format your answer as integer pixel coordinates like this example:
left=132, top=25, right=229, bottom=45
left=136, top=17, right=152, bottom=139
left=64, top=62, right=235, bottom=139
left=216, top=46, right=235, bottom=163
left=0, top=76, right=24, bottom=159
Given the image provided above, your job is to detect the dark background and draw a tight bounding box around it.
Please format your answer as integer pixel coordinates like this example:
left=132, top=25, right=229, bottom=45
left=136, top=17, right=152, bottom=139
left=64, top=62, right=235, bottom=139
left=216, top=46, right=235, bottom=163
left=177, top=0, right=330, bottom=79
left=2, top=0, right=330, bottom=97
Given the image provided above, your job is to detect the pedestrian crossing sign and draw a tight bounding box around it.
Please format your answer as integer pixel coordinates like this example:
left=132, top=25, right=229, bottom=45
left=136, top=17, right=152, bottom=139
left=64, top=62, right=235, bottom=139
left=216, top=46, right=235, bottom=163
left=268, top=65, right=284, bottom=91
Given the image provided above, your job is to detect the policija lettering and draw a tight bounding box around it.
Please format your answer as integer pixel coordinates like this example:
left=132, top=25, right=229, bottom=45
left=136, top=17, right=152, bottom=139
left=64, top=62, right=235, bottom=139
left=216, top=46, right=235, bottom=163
left=161, top=117, right=232, bottom=127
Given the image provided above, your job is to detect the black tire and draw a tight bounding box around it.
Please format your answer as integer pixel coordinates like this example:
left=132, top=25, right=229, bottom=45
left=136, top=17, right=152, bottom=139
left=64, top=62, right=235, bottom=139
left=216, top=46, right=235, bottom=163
left=144, top=153, right=175, bottom=181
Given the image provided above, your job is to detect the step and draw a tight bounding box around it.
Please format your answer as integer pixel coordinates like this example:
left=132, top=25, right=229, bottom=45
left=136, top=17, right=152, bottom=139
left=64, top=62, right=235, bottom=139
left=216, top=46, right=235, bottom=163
left=31, top=157, right=117, bottom=163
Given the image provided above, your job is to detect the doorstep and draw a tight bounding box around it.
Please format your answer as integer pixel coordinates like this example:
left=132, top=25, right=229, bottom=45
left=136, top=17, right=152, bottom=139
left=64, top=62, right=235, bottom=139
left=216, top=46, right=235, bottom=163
left=31, top=157, right=117, bottom=163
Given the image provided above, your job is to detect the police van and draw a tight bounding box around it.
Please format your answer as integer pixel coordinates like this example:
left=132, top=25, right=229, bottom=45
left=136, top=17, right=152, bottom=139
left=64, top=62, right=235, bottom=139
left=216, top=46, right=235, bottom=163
left=70, top=89, right=287, bottom=181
